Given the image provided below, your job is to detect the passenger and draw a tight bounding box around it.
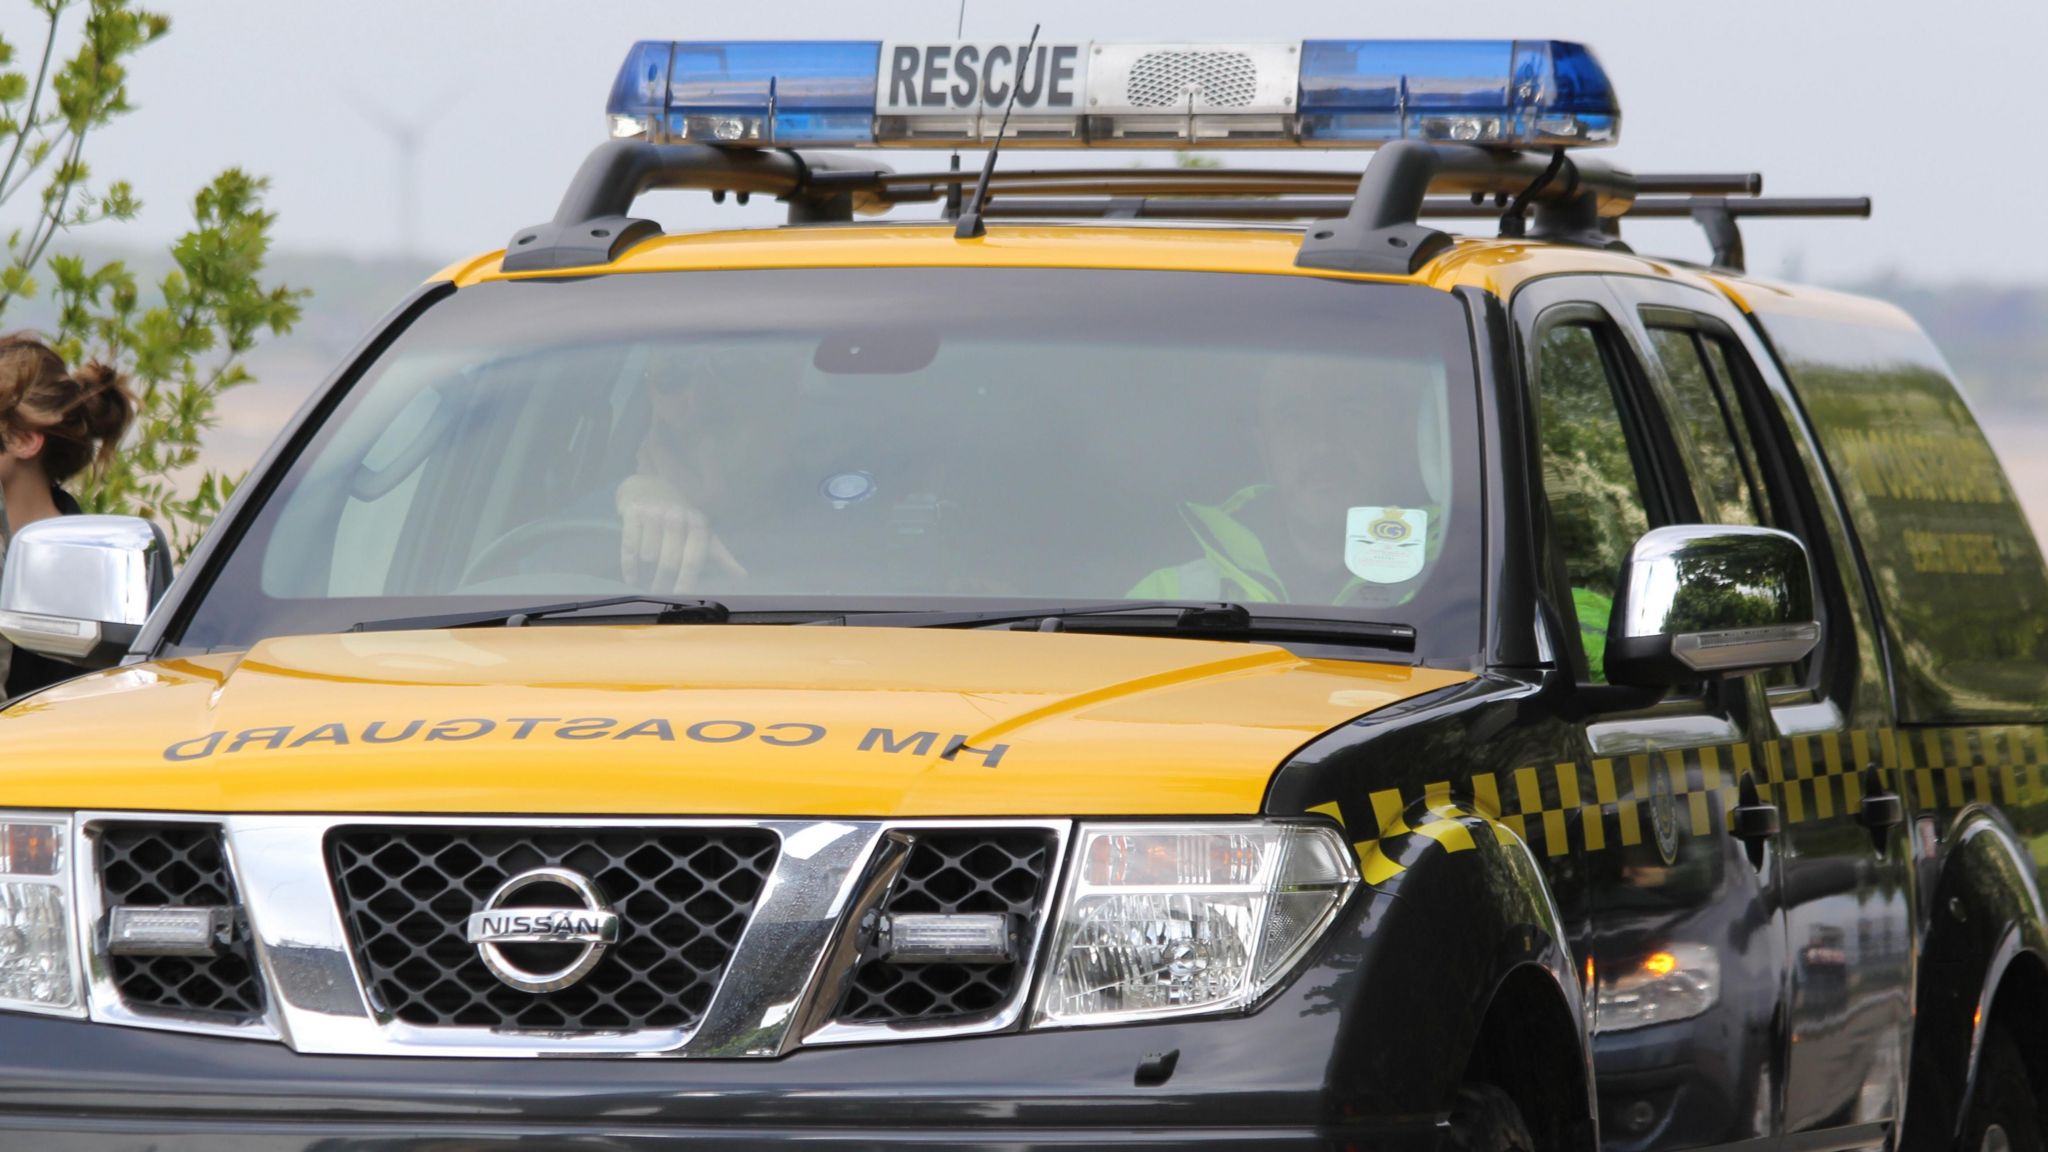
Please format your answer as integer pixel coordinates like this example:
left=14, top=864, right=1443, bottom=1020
left=1130, top=358, right=1441, bottom=608
left=0, top=334, right=136, bottom=697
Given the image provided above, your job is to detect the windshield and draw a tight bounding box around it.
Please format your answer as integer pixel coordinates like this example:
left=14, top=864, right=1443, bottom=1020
left=174, top=268, right=1483, bottom=661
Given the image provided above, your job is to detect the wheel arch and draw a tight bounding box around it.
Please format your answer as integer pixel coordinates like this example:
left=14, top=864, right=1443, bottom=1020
left=1270, top=673, right=1595, bottom=1143
left=1466, top=960, right=1599, bottom=1152
left=1903, top=809, right=2048, bottom=1149
left=1353, top=793, right=1597, bottom=1150
left=1983, top=945, right=2048, bottom=1108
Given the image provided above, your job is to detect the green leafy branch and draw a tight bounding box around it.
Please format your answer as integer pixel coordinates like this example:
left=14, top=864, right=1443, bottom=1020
left=50, top=170, right=304, bottom=558
left=0, top=1, right=304, bottom=561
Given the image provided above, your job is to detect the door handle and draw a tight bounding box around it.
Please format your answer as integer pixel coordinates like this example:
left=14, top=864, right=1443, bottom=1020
left=1731, top=801, right=1781, bottom=841
left=1730, top=772, right=1777, bottom=871
left=1857, top=765, right=1904, bottom=844
left=1859, top=762, right=1900, bottom=860
left=1857, top=793, right=1904, bottom=829
left=1731, top=772, right=1779, bottom=841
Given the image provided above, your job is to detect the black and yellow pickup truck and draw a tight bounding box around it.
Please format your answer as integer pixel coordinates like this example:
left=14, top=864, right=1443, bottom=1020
left=0, top=37, right=2041, bottom=1152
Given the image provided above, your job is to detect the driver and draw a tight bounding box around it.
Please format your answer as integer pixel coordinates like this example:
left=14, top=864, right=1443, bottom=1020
left=614, top=342, right=793, bottom=593
left=1128, top=356, right=1440, bottom=608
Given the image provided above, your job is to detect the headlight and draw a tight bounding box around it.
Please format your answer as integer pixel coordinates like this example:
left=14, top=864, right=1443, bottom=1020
left=1031, top=822, right=1356, bottom=1027
left=1595, top=943, right=1720, bottom=1031
left=0, top=817, right=80, bottom=1016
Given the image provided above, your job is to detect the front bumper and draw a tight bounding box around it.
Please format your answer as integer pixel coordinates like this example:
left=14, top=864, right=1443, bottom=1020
left=0, top=1011, right=1443, bottom=1151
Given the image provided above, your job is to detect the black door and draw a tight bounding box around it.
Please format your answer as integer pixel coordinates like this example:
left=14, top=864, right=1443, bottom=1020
left=1610, top=275, right=1911, bottom=1149
left=1515, top=275, right=1789, bottom=1149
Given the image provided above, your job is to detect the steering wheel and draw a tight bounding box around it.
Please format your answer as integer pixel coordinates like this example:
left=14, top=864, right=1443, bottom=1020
left=460, top=517, right=625, bottom=588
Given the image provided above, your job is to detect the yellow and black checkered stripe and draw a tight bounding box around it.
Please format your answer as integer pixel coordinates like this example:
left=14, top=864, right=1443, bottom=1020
left=1311, top=724, right=2048, bottom=886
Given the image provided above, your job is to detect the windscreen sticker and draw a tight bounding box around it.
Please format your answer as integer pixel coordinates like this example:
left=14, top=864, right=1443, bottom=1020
left=1345, top=506, right=1427, bottom=584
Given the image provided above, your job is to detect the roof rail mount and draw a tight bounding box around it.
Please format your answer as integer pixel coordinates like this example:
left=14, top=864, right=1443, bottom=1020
left=1294, top=141, right=1636, bottom=275
left=502, top=141, right=893, bottom=273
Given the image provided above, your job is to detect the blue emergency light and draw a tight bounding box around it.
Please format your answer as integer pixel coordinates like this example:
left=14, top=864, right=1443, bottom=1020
left=605, top=39, right=1619, bottom=150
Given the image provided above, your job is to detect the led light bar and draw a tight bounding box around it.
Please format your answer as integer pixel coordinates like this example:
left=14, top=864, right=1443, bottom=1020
left=107, top=905, right=228, bottom=957
left=605, top=39, right=1619, bottom=150
left=877, top=912, right=1016, bottom=964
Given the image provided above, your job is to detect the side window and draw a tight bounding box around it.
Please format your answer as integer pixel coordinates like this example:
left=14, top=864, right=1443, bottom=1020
left=1645, top=315, right=1825, bottom=694
left=1533, top=323, right=1653, bottom=683
left=1648, top=327, right=1771, bottom=527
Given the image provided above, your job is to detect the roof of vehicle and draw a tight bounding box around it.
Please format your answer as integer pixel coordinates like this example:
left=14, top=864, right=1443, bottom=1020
left=433, top=222, right=1748, bottom=306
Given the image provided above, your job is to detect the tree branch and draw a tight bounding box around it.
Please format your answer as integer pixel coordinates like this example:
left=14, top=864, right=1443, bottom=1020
left=0, top=118, right=86, bottom=312
left=0, top=5, right=65, bottom=207
left=0, top=124, right=72, bottom=204
left=21, top=121, right=88, bottom=268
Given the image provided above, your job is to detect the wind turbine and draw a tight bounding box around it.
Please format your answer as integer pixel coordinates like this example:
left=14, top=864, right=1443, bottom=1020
left=348, top=89, right=462, bottom=258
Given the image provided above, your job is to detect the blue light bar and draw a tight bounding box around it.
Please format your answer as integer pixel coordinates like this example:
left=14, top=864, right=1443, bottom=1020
left=1298, top=40, right=1617, bottom=146
left=604, top=39, right=1620, bottom=150
left=609, top=40, right=880, bottom=145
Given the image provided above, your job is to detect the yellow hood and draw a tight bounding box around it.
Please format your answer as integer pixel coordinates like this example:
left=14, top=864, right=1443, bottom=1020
left=0, top=626, right=1468, bottom=816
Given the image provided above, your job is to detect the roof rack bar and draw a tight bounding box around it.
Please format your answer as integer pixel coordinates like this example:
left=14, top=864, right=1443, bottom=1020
left=503, top=141, right=895, bottom=272
left=1636, top=173, right=1763, bottom=196
left=1410, top=195, right=1870, bottom=220
left=969, top=176, right=1364, bottom=198
left=848, top=167, right=1771, bottom=223
left=1626, top=196, right=1871, bottom=218
left=982, top=198, right=1358, bottom=220
left=976, top=194, right=1870, bottom=225
left=863, top=168, right=1369, bottom=194
left=1663, top=196, right=1869, bottom=273
left=870, top=167, right=1759, bottom=197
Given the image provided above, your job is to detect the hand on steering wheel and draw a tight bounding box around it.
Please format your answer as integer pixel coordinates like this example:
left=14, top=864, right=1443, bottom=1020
left=616, top=473, right=747, bottom=594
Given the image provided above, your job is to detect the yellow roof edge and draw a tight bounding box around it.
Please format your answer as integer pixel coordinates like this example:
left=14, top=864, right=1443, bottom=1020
left=429, top=250, right=509, bottom=287
left=421, top=223, right=1746, bottom=299
left=426, top=223, right=1437, bottom=291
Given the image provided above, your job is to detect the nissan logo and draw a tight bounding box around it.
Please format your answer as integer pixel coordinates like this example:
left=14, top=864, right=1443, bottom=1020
left=464, top=867, right=620, bottom=993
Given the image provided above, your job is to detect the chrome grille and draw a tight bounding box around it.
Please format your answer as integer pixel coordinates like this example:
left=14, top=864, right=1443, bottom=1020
left=835, top=829, right=1057, bottom=1024
left=95, top=823, right=264, bottom=1020
left=1124, top=50, right=1260, bottom=108
left=328, top=826, right=777, bottom=1032
left=74, top=814, right=1066, bottom=1056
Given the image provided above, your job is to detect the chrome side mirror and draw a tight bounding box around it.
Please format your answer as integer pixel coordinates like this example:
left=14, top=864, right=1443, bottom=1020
left=1606, top=525, right=1821, bottom=687
left=0, top=515, right=172, bottom=668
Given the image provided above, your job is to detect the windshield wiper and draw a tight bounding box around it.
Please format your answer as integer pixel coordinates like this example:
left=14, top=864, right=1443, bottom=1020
left=822, top=599, right=1213, bottom=630
left=346, top=596, right=1413, bottom=652
left=349, top=596, right=731, bottom=634
left=825, top=601, right=1416, bottom=652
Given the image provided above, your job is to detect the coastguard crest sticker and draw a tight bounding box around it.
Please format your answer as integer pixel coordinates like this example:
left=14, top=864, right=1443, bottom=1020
left=1345, top=506, right=1428, bottom=584
left=1650, top=758, right=1682, bottom=866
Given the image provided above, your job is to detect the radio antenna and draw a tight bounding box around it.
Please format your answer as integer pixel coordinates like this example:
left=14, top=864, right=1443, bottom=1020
left=943, top=0, right=969, bottom=219
left=954, top=23, right=1039, bottom=239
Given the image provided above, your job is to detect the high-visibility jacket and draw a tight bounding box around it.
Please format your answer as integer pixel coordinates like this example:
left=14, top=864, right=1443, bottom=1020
left=1126, top=485, right=1429, bottom=607
left=1573, top=586, right=1617, bottom=680
left=1129, top=484, right=1616, bottom=675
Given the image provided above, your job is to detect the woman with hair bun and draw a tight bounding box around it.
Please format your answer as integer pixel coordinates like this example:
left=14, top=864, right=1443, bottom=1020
left=0, top=334, right=136, bottom=698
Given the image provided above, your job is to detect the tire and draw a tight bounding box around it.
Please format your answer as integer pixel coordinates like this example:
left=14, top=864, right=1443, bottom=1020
left=1964, top=1026, right=2047, bottom=1152
left=1443, top=1083, right=1536, bottom=1152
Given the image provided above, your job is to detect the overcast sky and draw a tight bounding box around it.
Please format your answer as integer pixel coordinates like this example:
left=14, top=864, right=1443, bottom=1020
left=10, top=0, right=2047, bottom=283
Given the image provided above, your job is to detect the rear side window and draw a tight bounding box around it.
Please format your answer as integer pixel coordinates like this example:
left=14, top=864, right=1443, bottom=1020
left=1650, top=327, right=1770, bottom=528
left=1757, top=308, right=2048, bottom=721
